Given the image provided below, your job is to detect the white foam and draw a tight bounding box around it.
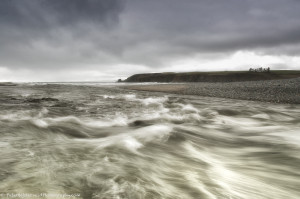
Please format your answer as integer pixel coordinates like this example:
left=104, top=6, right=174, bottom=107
left=121, top=94, right=168, bottom=106
left=37, top=107, right=49, bottom=118
left=102, top=95, right=116, bottom=99
left=123, top=94, right=137, bottom=100
left=179, top=104, right=199, bottom=113
left=84, top=115, right=128, bottom=128
left=27, top=150, right=35, bottom=157
left=37, top=114, right=129, bottom=128
left=0, top=110, right=32, bottom=121
left=184, top=171, right=217, bottom=199
left=0, top=142, right=10, bottom=148
left=134, top=124, right=173, bottom=143
left=103, top=156, right=109, bottom=162
left=215, top=115, right=260, bottom=126
left=140, top=97, right=168, bottom=106
left=183, top=141, right=297, bottom=199
left=251, top=113, right=270, bottom=120
left=122, top=137, right=143, bottom=151
left=75, top=124, right=173, bottom=153
left=270, top=129, right=300, bottom=148
left=154, top=111, right=202, bottom=123
left=31, top=119, right=49, bottom=128
left=46, top=115, right=82, bottom=124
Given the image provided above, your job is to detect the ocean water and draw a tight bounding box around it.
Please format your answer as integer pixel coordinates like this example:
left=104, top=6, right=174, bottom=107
left=0, top=83, right=300, bottom=199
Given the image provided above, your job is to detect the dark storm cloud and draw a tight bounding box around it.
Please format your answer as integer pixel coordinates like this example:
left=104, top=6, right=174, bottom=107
left=0, top=0, right=122, bottom=28
left=0, top=0, right=124, bottom=68
left=119, top=0, right=300, bottom=63
left=0, top=0, right=299, bottom=77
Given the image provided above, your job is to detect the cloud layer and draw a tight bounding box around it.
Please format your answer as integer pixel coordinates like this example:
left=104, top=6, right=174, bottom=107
left=0, top=0, right=300, bottom=81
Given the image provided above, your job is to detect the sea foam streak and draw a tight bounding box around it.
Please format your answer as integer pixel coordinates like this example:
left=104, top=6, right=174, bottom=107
left=0, top=83, right=300, bottom=199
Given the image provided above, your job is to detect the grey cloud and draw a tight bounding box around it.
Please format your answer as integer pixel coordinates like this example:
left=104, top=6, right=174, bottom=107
left=0, top=0, right=123, bottom=28
left=110, top=0, right=300, bottom=68
left=0, top=0, right=124, bottom=69
left=122, top=0, right=300, bottom=50
left=0, top=0, right=300, bottom=77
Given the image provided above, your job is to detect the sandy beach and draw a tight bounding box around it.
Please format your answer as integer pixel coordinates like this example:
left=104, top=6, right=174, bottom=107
left=122, top=77, right=300, bottom=104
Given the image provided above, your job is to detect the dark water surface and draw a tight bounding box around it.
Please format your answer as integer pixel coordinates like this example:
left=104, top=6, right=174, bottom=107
left=0, top=83, right=300, bottom=199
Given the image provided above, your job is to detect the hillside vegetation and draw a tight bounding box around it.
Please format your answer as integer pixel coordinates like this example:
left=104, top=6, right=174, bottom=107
left=124, top=70, right=300, bottom=82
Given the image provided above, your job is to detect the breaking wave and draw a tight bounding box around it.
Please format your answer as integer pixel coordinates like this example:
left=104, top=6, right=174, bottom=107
left=0, top=84, right=300, bottom=199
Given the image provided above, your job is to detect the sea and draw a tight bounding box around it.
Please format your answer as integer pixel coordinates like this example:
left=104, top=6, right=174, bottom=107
left=0, top=82, right=299, bottom=199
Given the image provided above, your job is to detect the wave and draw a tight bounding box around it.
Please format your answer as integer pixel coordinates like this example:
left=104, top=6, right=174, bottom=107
left=72, top=124, right=173, bottom=153
left=1, top=84, right=300, bottom=198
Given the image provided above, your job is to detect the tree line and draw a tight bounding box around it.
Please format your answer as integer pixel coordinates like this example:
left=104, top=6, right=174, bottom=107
left=249, top=67, right=270, bottom=72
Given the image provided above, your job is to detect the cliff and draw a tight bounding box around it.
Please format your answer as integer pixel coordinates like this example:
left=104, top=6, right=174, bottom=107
left=124, top=71, right=300, bottom=83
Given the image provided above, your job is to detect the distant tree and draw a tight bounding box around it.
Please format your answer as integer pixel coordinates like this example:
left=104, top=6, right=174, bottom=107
left=249, top=66, right=270, bottom=73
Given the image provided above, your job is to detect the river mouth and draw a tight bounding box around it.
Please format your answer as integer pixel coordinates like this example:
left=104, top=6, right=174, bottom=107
left=0, top=83, right=300, bottom=199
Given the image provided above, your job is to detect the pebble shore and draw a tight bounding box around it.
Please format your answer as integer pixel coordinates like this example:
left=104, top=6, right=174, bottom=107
left=123, top=78, right=300, bottom=104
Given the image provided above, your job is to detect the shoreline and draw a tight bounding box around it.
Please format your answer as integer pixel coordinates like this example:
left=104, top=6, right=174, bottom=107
left=121, top=78, right=300, bottom=104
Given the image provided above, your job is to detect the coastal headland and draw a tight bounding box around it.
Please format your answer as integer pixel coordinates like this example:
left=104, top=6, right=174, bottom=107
left=121, top=70, right=300, bottom=104
left=123, top=70, right=300, bottom=83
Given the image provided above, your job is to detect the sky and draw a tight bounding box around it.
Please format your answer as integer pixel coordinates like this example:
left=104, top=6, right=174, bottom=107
left=0, top=0, right=300, bottom=82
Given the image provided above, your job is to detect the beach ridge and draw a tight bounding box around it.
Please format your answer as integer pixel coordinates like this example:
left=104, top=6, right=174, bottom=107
left=122, top=77, right=300, bottom=104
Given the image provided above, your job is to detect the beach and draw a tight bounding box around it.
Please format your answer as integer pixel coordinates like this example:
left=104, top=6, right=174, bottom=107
left=122, top=77, right=300, bottom=104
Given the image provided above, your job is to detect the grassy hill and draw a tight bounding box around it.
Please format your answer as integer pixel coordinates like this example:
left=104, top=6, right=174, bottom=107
left=124, top=70, right=300, bottom=83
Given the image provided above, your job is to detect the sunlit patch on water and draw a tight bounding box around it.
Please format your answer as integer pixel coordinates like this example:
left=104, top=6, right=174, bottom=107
left=0, top=84, right=300, bottom=199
